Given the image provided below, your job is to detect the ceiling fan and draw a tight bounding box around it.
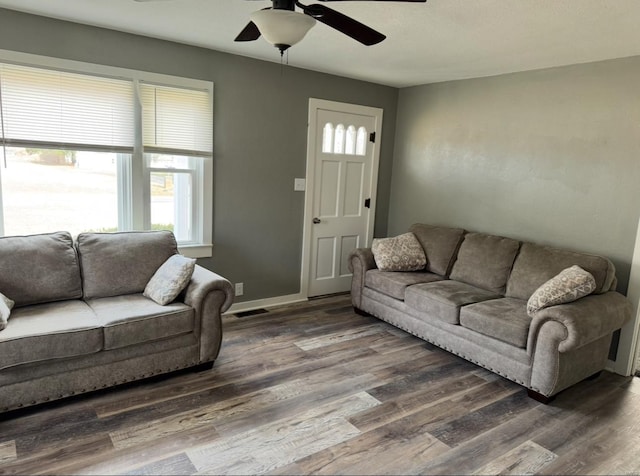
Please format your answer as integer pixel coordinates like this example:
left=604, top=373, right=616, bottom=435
left=135, top=0, right=427, bottom=54
left=236, top=0, right=427, bottom=53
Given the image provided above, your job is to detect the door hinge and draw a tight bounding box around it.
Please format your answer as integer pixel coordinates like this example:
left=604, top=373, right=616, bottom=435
left=364, top=198, right=371, bottom=209
left=369, top=131, right=376, bottom=143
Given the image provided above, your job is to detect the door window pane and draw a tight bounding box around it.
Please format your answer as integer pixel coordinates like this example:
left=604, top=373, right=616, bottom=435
left=334, top=124, right=345, bottom=154
left=356, top=127, right=367, bottom=156
left=322, top=123, right=334, bottom=153
left=345, top=125, right=356, bottom=155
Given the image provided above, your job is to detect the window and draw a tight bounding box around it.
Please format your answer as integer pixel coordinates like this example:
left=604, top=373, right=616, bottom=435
left=0, top=53, right=213, bottom=257
left=140, top=83, right=212, bottom=246
left=147, top=154, right=198, bottom=242
left=320, top=121, right=368, bottom=157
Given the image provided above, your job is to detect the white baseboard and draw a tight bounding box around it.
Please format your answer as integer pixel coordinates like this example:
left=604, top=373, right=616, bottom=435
left=225, top=293, right=308, bottom=315
left=606, top=360, right=616, bottom=374
left=606, top=358, right=638, bottom=376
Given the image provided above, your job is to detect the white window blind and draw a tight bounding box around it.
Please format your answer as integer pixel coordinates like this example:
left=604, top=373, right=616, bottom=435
left=0, top=64, right=134, bottom=151
left=0, top=51, right=214, bottom=256
left=140, top=83, right=213, bottom=157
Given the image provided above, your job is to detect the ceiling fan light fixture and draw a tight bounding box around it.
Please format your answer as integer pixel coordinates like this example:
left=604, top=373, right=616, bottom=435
left=250, top=9, right=316, bottom=52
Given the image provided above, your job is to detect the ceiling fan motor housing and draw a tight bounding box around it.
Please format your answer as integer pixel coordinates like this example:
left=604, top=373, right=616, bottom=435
left=272, top=0, right=296, bottom=11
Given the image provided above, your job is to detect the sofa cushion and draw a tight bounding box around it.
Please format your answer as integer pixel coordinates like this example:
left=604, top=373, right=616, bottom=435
left=371, top=233, right=426, bottom=272
left=0, top=231, right=83, bottom=307
left=0, top=300, right=102, bottom=370
left=506, top=242, right=617, bottom=300
left=460, top=298, right=531, bottom=348
left=449, top=232, right=520, bottom=294
left=77, top=231, right=178, bottom=299
left=405, top=280, right=502, bottom=325
left=526, top=265, right=596, bottom=315
left=409, top=224, right=466, bottom=276
left=88, top=294, right=195, bottom=350
left=0, top=292, right=14, bottom=331
left=365, top=270, right=443, bottom=300
left=144, top=255, right=196, bottom=305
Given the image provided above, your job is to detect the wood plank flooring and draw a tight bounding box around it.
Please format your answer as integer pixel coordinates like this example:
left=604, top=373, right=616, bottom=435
left=1, top=293, right=639, bottom=475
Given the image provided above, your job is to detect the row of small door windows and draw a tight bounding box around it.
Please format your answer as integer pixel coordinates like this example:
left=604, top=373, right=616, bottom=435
left=322, top=123, right=367, bottom=156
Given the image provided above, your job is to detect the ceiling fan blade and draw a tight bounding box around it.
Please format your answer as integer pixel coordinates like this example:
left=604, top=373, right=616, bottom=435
left=235, top=6, right=274, bottom=42
left=235, top=21, right=262, bottom=42
left=300, top=3, right=385, bottom=46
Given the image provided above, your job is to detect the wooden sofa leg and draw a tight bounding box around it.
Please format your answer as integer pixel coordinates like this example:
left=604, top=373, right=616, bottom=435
left=353, top=307, right=371, bottom=317
left=527, top=389, right=555, bottom=404
left=586, top=371, right=602, bottom=381
left=194, top=361, right=214, bottom=372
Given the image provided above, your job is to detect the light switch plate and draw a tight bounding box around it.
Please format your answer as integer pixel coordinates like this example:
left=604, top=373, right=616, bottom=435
left=294, top=178, right=306, bottom=192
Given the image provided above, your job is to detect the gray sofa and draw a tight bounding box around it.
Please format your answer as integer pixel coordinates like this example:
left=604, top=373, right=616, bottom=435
left=349, top=223, right=631, bottom=402
left=0, top=230, right=234, bottom=413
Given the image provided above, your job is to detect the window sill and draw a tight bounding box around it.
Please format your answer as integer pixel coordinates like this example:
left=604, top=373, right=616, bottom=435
left=178, top=243, right=213, bottom=259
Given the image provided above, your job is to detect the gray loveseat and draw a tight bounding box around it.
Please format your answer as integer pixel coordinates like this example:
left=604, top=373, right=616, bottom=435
left=349, top=223, right=631, bottom=402
left=0, top=230, right=233, bottom=413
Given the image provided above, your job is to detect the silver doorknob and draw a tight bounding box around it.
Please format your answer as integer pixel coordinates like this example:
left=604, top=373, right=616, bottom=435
left=313, top=218, right=321, bottom=224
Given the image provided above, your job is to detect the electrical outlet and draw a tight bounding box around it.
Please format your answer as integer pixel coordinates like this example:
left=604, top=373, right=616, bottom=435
left=235, top=282, right=244, bottom=296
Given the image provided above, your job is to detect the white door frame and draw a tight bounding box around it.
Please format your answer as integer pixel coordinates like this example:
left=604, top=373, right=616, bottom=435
left=612, top=214, right=640, bottom=376
left=300, top=98, right=383, bottom=298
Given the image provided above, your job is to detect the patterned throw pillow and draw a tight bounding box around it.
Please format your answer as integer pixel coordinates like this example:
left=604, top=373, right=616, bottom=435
left=371, top=232, right=427, bottom=272
left=0, top=292, right=15, bottom=331
left=144, top=254, right=196, bottom=305
left=526, top=265, right=596, bottom=315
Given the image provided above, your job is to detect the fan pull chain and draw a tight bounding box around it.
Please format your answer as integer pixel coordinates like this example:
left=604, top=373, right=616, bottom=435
left=280, top=49, right=290, bottom=76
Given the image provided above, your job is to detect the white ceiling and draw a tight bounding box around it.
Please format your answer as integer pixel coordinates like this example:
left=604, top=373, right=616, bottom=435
left=0, top=0, right=639, bottom=87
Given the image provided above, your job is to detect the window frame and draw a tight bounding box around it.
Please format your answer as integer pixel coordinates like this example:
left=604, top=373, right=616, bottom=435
left=0, top=49, right=213, bottom=258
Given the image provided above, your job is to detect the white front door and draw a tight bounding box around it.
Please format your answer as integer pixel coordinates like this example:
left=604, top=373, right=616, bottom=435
left=302, top=99, right=383, bottom=298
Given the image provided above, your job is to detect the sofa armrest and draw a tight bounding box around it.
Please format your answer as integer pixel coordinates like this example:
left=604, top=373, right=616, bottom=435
left=183, top=264, right=235, bottom=362
left=348, top=248, right=377, bottom=309
left=527, top=291, right=631, bottom=353
left=348, top=247, right=377, bottom=273
left=184, top=265, right=235, bottom=313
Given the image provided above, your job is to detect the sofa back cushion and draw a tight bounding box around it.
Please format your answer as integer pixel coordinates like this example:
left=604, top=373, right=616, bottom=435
left=408, top=223, right=466, bottom=276
left=77, top=231, right=178, bottom=299
left=449, top=232, right=521, bottom=294
left=506, top=242, right=616, bottom=300
left=0, top=231, right=82, bottom=307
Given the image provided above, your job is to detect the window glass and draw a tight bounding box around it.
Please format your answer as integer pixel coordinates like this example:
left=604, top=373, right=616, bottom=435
left=356, top=127, right=367, bottom=156
left=345, top=125, right=356, bottom=155
left=0, top=147, right=120, bottom=236
left=148, top=154, right=194, bottom=170
left=334, top=124, right=345, bottom=154
left=147, top=153, right=197, bottom=242
left=150, top=171, right=193, bottom=242
left=322, top=123, right=334, bottom=153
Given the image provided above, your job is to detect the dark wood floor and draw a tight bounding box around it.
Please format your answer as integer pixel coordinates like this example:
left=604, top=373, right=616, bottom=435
left=1, top=294, right=639, bottom=475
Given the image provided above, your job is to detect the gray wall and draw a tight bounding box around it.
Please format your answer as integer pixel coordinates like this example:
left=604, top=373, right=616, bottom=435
left=390, top=57, right=640, bottom=293
left=0, top=8, right=398, bottom=302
